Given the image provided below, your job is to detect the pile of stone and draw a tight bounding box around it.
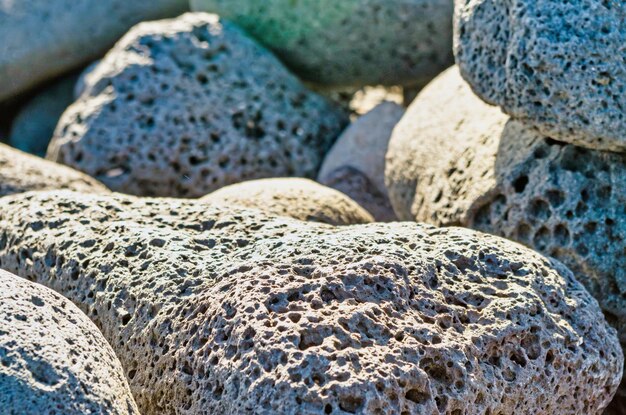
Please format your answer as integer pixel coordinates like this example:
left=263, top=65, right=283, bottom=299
left=386, top=0, right=626, bottom=411
left=0, top=0, right=624, bottom=413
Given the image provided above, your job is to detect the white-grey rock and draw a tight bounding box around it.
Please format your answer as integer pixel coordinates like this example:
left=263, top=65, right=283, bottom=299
left=201, top=177, right=374, bottom=225
left=0, top=269, right=139, bottom=414
left=0, top=190, right=621, bottom=414
left=0, top=0, right=188, bottom=101
left=48, top=13, right=348, bottom=198
left=319, top=102, right=403, bottom=221
left=454, top=0, right=626, bottom=152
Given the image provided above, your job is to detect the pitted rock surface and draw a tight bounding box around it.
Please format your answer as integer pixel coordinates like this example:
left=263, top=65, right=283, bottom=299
left=0, top=190, right=620, bottom=414
left=0, top=142, right=108, bottom=196
left=190, top=0, right=454, bottom=88
left=0, top=269, right=139, bottom=414
left=454, top=0, right=626, bottom=151
left=319, top=102, right=403, bottom=221
left=47, top=13, right=348, bottom=198
left=200, top=178, right=373, bottom=225
left=386, top=67, right=626, bottom=399
left=0, top=0, right=188, bottom=100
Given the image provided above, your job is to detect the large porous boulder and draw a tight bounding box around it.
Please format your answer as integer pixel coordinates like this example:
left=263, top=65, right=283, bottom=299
left=319, top=102, right=403, bottom=221
left=0, top=190, right=621, bottom=414
left=386, top=65, right=626, bottom=400
left=0, top=269, right=139, bottom=414
left=454, top=0, right=626, bottom=152
left=10, top=74, right=78, bottom=157
left=47, top=13, right=348, bottom=198
left=0, top=143, right=108, bottom=196
left=201, top=178, right=373, bottom=225
left=0, top=0, right=188, bottom=101
left=191, top=0, right=454, bottom=88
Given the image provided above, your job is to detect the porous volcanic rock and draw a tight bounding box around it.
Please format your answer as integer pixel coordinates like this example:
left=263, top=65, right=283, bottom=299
left=200, top=178, right=373, bottom=225
left=0, top=190, right=620, bottom=414
left=0, top=269, right=139, bottom=414
left=319, top=102, right=403, bottom=221
left=454, top=0, right=626, bottom=151
left=0, top=0, right=188, bottom=100
left=0, top=143, right=108, bottom=196
left=47, top=13, right=347, bottom=198
left=386, top=66, right=626, bottom=400
left=190, top=0, right=454, bottom=88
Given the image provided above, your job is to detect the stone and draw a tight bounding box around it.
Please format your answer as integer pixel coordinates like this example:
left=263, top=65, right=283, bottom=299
left=200, top=178, right=373, bottom=225
left=47, top=13, right=348, bottom=198
left=0, top=269, right=139, bottom=414
left=454, top=0, right=626, bottom=152
left=0, top=189, right=621, bottom=414
left=10, top=74, right=78, bottom=157
left=0, top=142, right=108, bottom=196
left=319, top=102, right=403, bottom=221
left=0, top=0, right=188, bottom=101
left=190, top=0, right=454, bottom=88
left=386, top=65, right=626, bottom=400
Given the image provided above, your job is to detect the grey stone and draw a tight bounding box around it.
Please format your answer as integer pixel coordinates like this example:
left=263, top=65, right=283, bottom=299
left=0, top=142, right=108, bottom=196
left=0, top=269, right=139, bottom=414
left=0, top=189, right=621, bottom=414
left=386, top=65, right=626, bottom=402
left=10, top=74, right=78, bottom=157
left=47, top=13, right=348, bottom=198
left=191, top=0, right=454, bottom=88
left=0, top=0, right=188, bottom=101
left=201, top=177, right=374, bottom=225
left=319, top=102, right=403, bottom=221
left=454, top=0, right=626, bottom=152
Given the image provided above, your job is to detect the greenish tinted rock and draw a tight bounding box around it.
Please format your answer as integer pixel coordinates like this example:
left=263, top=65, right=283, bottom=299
left=191, top=0, right=453, bottom=88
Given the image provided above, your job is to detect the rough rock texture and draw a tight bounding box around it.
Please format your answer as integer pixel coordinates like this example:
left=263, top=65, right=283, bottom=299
left=386, top=65, right=626, bottom=402
left=0, top=269, right=139, bottom=414
left=191, top=0, right=454, bottom=88
left=200, top=178, right=373, bottom=225
left=0, top=190, right=621, bottom=414
left=454, top=0, right=626, bottom=152
left=10, top=74, right=78, bottom=157
left=0, top=0, right=188, bottom=101
left=48, top=13, right=348, bottom=198
left=319, top=102, right=403, bottom=221
left=0, top=143, right=108, bottom=196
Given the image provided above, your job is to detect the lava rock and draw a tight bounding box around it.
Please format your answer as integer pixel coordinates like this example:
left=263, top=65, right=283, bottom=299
left=0, top=0, right=188, bottom=101
left=48, top=13, right=348, bottom=198
left=0, top=143, right=108, bottom=196
left=190, top=0, right=454, bottom=88
left=0, top=190, right=620, bottom=414
left=0, top=269, right=139, bottom=414
left=201, top=178, right=373, bottom=225
left=386, top=66, right=626, bottom=397
left=10, top=74, right=78, bottom=157
left=319, top=102, right=403, bottom=221
left=454, top=0, right=626, bottom=152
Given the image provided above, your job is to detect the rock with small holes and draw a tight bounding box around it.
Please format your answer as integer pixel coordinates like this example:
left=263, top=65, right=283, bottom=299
left=386, top=66, right=626, bottom=398
left=0, top=269, right=139, bottom=414
left=0, top=0, right=188, bottom=101
left=10, top=73, right=78, bottom=157
left=47, top=13, right=347, bottom=197
left=318, top=102, right=403, bottom=221
left=0, top=190, right=621, bottom=414
left=0, top=142, right=108, bottom=196
left=454, top=0, right=626, bottom=151
left=200, top=178, right=373, bottom=225
left=190, top=0, right=454, bottom=88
